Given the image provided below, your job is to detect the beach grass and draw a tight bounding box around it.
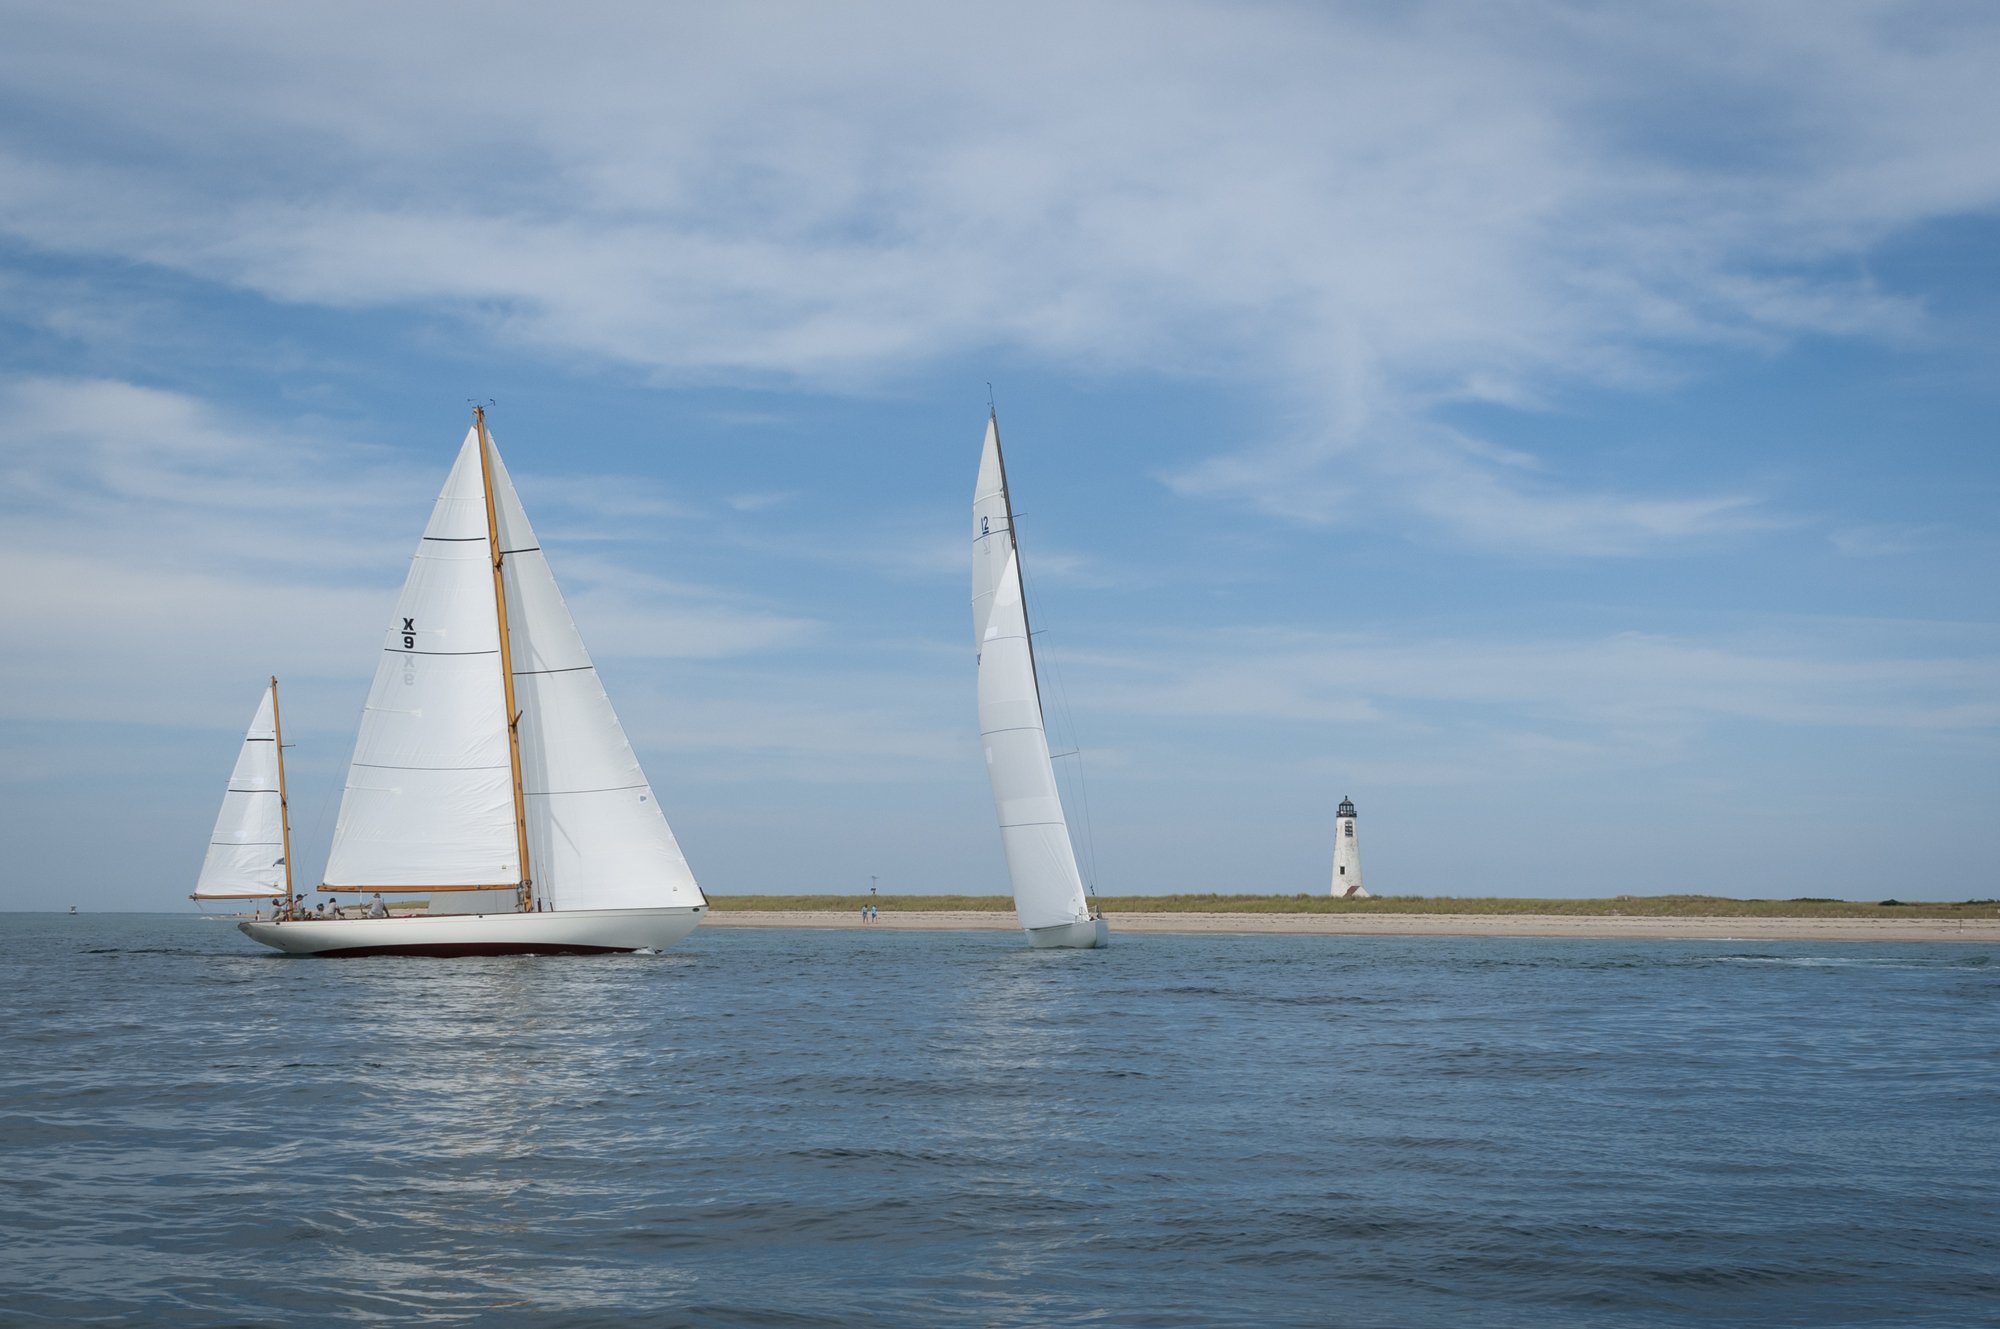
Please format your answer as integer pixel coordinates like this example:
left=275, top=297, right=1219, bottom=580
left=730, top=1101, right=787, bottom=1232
left=704, top=892, right=2000, bottom=919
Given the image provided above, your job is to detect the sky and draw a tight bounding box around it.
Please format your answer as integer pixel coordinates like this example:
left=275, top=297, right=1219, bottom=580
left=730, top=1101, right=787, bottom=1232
left=1, top=0, right=1996, bottom=909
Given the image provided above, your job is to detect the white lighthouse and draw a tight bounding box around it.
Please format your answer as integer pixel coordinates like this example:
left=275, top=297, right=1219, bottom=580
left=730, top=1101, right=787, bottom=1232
left=1331, top=796, right=1368, bottom=898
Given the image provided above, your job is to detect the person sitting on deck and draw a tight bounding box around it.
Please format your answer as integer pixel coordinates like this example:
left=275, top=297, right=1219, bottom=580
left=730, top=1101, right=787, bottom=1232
left=367, top=893, right=389, bottom=919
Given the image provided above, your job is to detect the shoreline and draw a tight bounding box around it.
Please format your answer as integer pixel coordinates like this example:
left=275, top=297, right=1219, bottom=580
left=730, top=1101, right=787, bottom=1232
left=702, top=910, right=2000, bottom=943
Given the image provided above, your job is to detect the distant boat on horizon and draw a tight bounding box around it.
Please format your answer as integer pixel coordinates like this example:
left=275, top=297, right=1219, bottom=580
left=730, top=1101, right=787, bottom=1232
left=971, top=409, right=1108, bottom=949
left=232, top=408, right=706, bottom=957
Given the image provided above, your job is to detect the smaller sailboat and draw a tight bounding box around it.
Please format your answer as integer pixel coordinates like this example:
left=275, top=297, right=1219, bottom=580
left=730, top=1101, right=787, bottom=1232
left=971, top=409, right=1109, bottom=949
left=191, top=677, right=293, bottom=914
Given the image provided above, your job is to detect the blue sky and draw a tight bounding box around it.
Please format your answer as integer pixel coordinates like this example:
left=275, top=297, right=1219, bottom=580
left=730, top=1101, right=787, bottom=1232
left=1, top=1, right=1996, bottom=908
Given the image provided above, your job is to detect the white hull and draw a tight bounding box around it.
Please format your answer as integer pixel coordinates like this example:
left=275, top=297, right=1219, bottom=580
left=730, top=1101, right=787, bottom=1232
left=1026, top=917, right=1110, bottom=949
left=237, top=905, right=704, bottom=957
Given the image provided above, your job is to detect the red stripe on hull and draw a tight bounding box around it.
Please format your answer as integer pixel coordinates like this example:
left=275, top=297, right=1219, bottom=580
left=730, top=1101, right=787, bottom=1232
left=292, top=942, right=634, bottom=958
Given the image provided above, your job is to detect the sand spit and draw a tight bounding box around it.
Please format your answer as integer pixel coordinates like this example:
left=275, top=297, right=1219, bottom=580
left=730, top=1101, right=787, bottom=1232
left=703, top=910, right=2000, bottom=943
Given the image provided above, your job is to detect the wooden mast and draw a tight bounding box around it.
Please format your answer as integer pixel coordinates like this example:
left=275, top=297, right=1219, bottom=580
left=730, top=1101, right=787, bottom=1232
left=268, top=675, right=296, bottom=914
left=474, top=406, right=535, bottom=913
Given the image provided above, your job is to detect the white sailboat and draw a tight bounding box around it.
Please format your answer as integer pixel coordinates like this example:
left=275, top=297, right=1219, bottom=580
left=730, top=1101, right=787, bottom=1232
left=971, top=410, right=1109, bottom=949
left=238, top=409, right=706, bottom=956
left=192, top=677, right=293, bottom=913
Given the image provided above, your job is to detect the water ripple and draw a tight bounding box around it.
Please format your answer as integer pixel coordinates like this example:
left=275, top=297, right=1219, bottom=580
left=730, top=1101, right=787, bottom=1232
left=2, top=916, right=1996, bottom=1327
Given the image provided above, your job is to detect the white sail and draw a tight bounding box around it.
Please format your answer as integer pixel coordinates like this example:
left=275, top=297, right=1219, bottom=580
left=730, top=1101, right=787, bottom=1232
left=972, top=417, right=1094, bottom=933
left=193, top=684, right=287, bottom=899
left=487, top=441, right=705, bottom=911
left=322, top=428, right=520, bottom=890
left=233, top=412, right=706, bottom=956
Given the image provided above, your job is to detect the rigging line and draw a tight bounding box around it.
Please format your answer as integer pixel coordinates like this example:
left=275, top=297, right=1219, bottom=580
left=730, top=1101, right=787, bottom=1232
left=301, top=763, right=344, bottom=888
left=1037, top=630, right=1102, bottom=897
left=1010, top=529, right=1101, bottom=896
left=1073, top=744, right=1102, bottom=901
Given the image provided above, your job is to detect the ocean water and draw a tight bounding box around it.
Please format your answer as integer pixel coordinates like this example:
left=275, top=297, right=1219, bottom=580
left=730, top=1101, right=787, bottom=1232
left=1, top=915, right=1995, bottom=1328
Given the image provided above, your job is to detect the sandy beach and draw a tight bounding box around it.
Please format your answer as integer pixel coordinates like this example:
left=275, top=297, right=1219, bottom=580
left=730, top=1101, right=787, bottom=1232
left=704, top=910, right=2000, bottom=943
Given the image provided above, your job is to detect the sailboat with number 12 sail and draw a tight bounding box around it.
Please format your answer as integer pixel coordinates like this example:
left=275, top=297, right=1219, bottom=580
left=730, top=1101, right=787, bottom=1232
left=971, top=409, right=1108, bottom=949
left=236, top=409, right=706, bottom=956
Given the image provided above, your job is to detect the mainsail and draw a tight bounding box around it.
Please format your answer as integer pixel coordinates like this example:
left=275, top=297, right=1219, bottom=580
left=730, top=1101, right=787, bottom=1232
left=321, top=420, right=702, bottom=913
left=193, top=681, right=290, bottom=900
left=971, top=414, right=1095, bottom=932
left=322, top=430, right=518, bottom=894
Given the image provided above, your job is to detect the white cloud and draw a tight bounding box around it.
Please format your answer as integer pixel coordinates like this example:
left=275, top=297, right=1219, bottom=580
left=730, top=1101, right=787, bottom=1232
left=0, top=377, right=822, bottom=731
left=1074, top=624, right=2000, bottom=748
left=1164, top=415, right=1779, bottom=555
left=3, top=2, right=1996, bottom=553
left=5, top=5, right=2000, bottom=904
left=618, top=675, right=968, bottom=783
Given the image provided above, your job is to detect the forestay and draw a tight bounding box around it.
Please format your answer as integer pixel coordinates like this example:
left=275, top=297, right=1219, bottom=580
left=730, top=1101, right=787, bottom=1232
left=972, top=417, right=1094, bottom=932
left=193, top=685, right=287, bottom=899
